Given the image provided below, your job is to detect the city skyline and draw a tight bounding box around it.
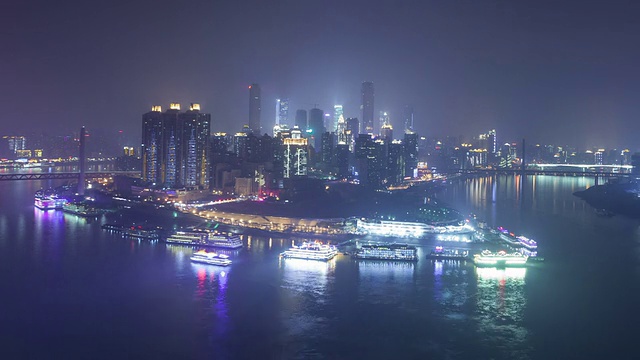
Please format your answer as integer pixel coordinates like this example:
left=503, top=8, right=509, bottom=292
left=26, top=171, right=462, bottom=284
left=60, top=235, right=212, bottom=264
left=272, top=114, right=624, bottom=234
left=3, top=1, right=640, bottom=149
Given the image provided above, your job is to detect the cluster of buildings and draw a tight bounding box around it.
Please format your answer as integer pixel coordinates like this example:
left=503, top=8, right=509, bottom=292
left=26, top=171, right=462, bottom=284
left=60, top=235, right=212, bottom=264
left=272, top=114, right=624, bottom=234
left=141, top=82, right=419, bottom=195
left=139, top=81, right=640, bottom=196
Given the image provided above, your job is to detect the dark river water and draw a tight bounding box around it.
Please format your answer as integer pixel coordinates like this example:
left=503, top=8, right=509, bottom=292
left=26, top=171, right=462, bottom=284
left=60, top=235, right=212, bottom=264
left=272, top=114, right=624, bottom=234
left=1, top=175, right=639, bottom=359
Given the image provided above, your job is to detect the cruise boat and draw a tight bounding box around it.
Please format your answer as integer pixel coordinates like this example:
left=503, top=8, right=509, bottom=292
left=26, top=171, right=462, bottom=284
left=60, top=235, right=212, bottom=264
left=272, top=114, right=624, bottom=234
left=165, top=230, right=208, bottom=245
left=473, top=250, right=528, bottom=268
left=190, top=250, right=232, bottom=266
left=497, top=227, right=521, bottom=246
left=280, top=242, right=338, bottom=261
left=426, top=246, right=470, bottom=260
left=34, top=189, right=67, bottom=210
left=516, top=236, right=537, bottom=251
left=165, top=230, right=243, bottom=249
left=353, top=243, right=418, bottom=261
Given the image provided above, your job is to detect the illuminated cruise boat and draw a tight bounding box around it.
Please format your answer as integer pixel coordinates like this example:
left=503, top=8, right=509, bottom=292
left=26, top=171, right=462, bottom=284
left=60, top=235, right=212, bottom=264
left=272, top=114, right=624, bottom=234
left=190, top=250, right=232, bottom=266
left=165, top=230, right=243, bottom=249
left=356, top=218, right=474, bottom=238
left=473, top=250, right=528, bottom=268
left=280, top=242, right=338, bottom=261
left=34, top=189, right=67, bottom=210
left=354, top=243, right=418, bottom=261
left=497, top=227, right=521, bottom=246
left=517, top=236, right=537, bottom=251
left=426, top=246, right=470, bottom=260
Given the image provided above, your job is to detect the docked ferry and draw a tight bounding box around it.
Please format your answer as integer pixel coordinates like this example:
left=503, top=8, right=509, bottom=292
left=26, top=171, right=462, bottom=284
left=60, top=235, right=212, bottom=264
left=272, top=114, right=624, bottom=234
left=165, top=230, right=243, bottom=249
left=101, top=224, right=159, bottom=240
left=190, top=250, right=232, bottom=266
left=280, top=242, right=338, bottom=261
left=353, top=243, right=418, bottom=261
left=473, top=250, right=528, bottom=267
left=426, top=246, right=470, bottom=260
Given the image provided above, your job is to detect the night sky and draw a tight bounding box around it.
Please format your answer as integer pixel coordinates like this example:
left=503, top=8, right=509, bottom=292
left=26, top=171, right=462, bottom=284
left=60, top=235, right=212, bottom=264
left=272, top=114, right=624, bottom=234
left=2, top=0, right=639, bottom=148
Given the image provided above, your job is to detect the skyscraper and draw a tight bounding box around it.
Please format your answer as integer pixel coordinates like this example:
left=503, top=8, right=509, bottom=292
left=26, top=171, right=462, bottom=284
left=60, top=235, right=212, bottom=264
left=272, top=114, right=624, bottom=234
left=274, top=99, right=290, bottom=137
left=308, top=108, right=325, bottom=150
left=403, top=132, right=418, bottom=178
left=378, top=111, right=390, bottom=135
left=249, top=84, right=261, bottom=135
left=403, top=105, right=414, bottom=133
left=333, top=105, right=344, bottom=133
left=361, top=81, right=374, bottom=134
left=141, top=104, right=210, bottom=188
left=295, top=109, right=308, bottom=132
left=345, top=117, right=359, bottom=152
left=283, top=126, right=308, bottom=178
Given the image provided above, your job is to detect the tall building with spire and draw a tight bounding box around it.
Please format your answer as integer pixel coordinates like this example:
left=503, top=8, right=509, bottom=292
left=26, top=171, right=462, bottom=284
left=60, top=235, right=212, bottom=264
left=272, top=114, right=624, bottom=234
left=361, top=81, right=374, bottom=134
left=333, top=105, right=344, bottom=132
left=249, top=84, right=261, bottom=135
left=403, top=105, right=414, bottom=133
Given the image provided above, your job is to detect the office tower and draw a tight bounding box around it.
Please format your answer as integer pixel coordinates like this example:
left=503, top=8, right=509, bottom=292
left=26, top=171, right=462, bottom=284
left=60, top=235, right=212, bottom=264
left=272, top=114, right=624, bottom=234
left=308, top=108, right=325, bottom=150
left=324, top=113, right=332, bottom=133
left=277, top=98, right=289, bottom=126
left=321, top=132, right=335, bottom=164
left=141, top=104, right=211, bottom=188
left=361, top=81, right=374, bottom=134
left=380, top=123, right=393, bottom=140
left=336, top=113, right=347, bottom=144
left=387, top=140, right=405, bottom=185
left=233, top=131, right=249, bottom=160
left=378, top=111, right=390, bottom=135
left=346, top=117, right=359, bottom=152
left=283, top=126, right=308, bottom=178
left=335, top=143, right=350, bottom=179
left=403, top=132, right=418, bottom=178
left=78, top=126, right=86, bottom=195
left=142, top=106, right=164, bottom=185
left=355, top=134, right=386, bottom=188
left=295, top=109, right=308, bottom=132
left=179, top=103, right=211, bottom=187
left=274, top=99, right=290, bottom=136
left=333, top=105, right=344, bottom=132
left=249, top=84, right=261, bottom=135
left=403, top=105, right=414, bottom=133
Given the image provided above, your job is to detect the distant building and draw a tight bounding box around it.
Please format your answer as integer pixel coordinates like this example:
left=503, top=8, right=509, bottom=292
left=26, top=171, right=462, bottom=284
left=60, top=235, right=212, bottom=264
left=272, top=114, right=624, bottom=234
left=142, top=104, right=210, bottom=188
left=380, top=123, right=393, bottom=141
left=335, top=143, right=350, bottom=179
left=378, top=111, right=390, bottom=136
left=321, top=132, right=335, bottom=164
left=387, top=140, right=405, bottom=185
left=403, top=132, right=418, bottom=177
left=361, top=81, right=374, bottom=134
left=249, top=84, right=261, bottom=135
left=308, top=108, right=325, bottom=150
left=403, top=105, right=414, bottom=133
left=345, top=117, right=359, bottom=152
left=274, top=98, right=289, bottom=136
left=295, top=109, right=308, bottom=132
left=333, top=105, right=344, bottom=133
left=283, top=126, right=308, bottom=178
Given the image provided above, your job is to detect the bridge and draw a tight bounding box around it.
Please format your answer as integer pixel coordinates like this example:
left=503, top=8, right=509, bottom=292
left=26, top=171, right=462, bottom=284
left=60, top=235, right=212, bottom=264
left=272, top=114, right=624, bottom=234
left=0, top=171, right=140, bottom=181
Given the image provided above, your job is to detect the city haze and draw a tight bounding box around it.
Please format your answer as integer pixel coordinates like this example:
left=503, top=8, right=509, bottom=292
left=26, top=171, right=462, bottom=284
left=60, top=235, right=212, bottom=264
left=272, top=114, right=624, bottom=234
left=2, top=0, right=640, bottom=148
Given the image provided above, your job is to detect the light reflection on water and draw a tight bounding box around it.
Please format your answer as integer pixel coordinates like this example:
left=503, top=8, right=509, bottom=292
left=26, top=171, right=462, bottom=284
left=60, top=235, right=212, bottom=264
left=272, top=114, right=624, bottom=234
left=475, top=267, right=530, bottom=358
left=357, top=260, right=416, bottom=304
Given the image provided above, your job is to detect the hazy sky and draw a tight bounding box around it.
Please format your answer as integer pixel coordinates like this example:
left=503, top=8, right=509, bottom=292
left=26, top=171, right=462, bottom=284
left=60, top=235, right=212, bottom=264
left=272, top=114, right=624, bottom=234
left=2, top=0, right=639, bottom=148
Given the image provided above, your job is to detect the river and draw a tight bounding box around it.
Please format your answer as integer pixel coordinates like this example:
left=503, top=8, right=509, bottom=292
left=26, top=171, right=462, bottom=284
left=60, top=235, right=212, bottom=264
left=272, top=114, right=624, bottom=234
left=1, top=175, right=638, bottom=359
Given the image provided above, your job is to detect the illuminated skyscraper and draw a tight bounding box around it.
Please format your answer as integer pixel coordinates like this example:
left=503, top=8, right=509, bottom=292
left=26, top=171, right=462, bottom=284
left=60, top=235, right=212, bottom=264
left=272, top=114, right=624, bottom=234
left=142, top=104, right=210, bottom=188
left=360, top=81, right=375, bottom=134
left=361, top=81, right=374, bottom=134
left=403, top=105, right=414, bottom=133
left=333, top=105, right=344, bottom=132
left=380, top=123, right=393, bottom=140
left=283, top=126, right=308, bottom=178
left=249, top=84, right=261, bottom=134
left=274, top=99, right=290, bottom=136
left=378, top=111, right=390, bottom=135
